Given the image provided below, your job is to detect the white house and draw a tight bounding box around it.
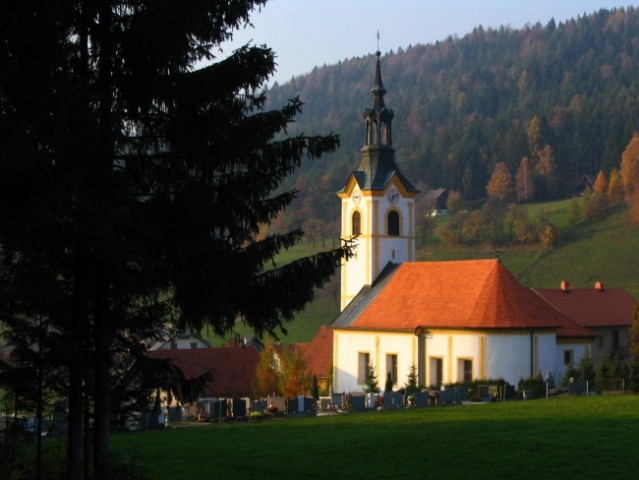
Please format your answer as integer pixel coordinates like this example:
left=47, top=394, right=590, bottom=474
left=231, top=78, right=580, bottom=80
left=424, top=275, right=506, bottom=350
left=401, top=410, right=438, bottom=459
left=330, top=51, right=595, bottom=393
left=331, top=259, right=594, bottom=392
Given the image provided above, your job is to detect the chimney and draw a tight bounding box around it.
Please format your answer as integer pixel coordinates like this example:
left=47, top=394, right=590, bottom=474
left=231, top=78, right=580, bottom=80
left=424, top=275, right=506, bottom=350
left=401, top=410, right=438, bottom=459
left=594, top=281, right=604, bottom=292
left=560, top=280, right=571, bottom=292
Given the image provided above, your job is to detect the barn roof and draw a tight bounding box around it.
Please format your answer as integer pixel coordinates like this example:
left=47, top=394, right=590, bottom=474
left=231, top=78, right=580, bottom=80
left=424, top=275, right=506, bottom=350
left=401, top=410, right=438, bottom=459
left=332, top=259, right=593, bottom=338
left=297, top=325, right=333, bottom=379
left=147, top=347, right=259, bottom=399
left=534, top=285, right=637, bottom=329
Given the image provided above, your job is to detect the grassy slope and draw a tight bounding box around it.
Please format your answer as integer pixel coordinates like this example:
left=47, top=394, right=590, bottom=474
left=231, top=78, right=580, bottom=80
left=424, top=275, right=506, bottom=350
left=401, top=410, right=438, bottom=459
left=202, top=200, right=639, bottom=345
left=111, top=395, right=639, bottom=480
left=421, top=201, right=639, bottom=296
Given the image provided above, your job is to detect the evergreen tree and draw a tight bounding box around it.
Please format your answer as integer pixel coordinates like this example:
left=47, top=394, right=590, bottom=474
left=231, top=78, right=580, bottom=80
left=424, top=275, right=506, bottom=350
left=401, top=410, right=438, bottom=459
left=630, top=305, right=639, bottom=362
left=363, top=364, right=380, bottom=394
left=310, top=375, right=319, bottom=400
left=0, top=2, right=351, bottom=477
left=404, top=363, right=420, bottom=396
left=385, top=372, right=394, bottom=392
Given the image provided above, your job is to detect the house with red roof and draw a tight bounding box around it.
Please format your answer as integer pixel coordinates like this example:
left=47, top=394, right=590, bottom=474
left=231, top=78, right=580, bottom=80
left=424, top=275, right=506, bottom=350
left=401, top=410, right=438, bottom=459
left=329, top=52, right=607, bottom=393
left=297, top=325, right=334, bottom=392
left=145, top=328, right=334, bottom=410
left=330, top=259, right=595, bottom=391
left=534, top=281, right=637, bottom=365
left=146, top=346, right=260, bottom=411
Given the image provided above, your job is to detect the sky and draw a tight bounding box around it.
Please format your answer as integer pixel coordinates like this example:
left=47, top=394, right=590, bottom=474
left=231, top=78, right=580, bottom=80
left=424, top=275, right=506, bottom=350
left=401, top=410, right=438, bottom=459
left=220, top=0, right=638, bottom=85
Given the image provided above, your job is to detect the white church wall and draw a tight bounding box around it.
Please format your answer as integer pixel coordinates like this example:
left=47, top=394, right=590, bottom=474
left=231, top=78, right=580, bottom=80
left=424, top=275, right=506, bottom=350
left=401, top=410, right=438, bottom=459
left=485, top=333, right=531, bottom=385
left=537, top=333, right=557, bottom=381
left=420, top=331, right=561, bottom=388
left=333, top=330, right=416, bottom=394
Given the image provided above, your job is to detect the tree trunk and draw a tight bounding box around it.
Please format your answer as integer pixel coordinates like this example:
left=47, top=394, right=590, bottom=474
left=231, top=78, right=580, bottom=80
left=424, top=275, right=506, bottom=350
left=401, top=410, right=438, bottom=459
left=67, top=289, right=86, bottom=480
left=93, top=300, right=112, bottom=479
left=93, top=4, right=115, bottom=476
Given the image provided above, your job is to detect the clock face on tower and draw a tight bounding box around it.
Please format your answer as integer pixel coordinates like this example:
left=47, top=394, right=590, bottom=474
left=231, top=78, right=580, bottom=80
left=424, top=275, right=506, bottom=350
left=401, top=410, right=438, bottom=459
left=352, top=189, right=361, bottom=206
left=386, top=187, right=399, bottom=204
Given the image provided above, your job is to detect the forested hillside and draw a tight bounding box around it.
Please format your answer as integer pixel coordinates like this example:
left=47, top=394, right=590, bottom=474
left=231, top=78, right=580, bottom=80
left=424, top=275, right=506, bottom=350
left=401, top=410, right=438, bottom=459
left=264, top=7, right=639, bottom=239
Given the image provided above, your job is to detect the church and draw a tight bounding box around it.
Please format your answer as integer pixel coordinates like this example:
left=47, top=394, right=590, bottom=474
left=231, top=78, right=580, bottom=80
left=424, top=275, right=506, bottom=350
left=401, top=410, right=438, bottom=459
left=329, top=51, right=601, bottom=392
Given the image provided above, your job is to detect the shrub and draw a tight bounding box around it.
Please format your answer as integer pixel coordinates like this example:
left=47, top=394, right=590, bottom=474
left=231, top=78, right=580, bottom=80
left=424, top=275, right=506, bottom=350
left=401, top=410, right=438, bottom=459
left=518, top=374, right=545, bottom=399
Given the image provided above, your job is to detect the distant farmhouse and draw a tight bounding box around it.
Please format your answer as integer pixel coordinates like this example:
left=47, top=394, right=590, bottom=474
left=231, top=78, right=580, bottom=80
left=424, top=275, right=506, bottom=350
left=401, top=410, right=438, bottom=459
left=422, top=187, right=449, bottom=217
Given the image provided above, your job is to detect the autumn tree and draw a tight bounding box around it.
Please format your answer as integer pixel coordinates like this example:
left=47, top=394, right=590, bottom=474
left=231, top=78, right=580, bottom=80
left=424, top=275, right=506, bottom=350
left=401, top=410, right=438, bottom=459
left=446, top=190, right=464, bottom=214
left=621, top=133, right=639, bottom=220
left=535, top=144, right=557, bottom=199
left=527, top=115, right=542, bottom=158
left=608, top=168, right=625, bottom=207
left=486, top=162, right=514, bottom=202
left=585, top=170, right=608, bottom=220
left=277, top=346, right=310, bottom=398
left=253, top=344, right=281, bottom=398
left=594, top=170, right=608, bottom=195
left=539, top=223, right=560, bottom=249
left=515, top=157, right=535, bottom=203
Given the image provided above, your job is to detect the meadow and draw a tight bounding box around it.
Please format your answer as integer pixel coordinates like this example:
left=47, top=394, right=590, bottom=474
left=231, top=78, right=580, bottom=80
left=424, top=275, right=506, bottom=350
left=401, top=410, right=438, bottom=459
left=110, top=395, right=639, bottom=479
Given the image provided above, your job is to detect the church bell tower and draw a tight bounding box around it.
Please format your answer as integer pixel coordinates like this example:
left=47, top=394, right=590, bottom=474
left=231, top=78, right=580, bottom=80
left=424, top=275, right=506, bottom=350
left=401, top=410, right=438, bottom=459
left=338, top=49, right=419, bottom=311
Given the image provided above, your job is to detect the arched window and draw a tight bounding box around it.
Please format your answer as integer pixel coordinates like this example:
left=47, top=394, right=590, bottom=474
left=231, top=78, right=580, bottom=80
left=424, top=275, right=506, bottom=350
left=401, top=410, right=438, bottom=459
left=352, top=211, right=361, bottom=236
left=387, top=211, right=400, bottom=236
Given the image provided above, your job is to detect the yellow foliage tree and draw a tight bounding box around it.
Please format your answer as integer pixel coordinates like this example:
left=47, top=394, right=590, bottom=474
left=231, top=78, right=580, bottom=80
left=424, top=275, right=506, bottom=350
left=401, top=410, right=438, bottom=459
left=593, top=170, right=607, bottom=195
left=515, top=157, right=535, bottom=203
left=252, top=344, right=280, bottom=398
left=585, top=170, right=609, bottom=221
left=486, top=162, right=513, bottom=202
left=608, top=168, right=624, bottom=207
left=277, top=345, right=310, bottom=398
left=621, top=132, right=639, bottom=219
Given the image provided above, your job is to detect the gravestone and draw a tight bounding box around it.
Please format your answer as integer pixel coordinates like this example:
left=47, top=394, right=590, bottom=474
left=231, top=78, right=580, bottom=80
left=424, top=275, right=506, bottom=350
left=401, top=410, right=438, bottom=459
left=350, top=394, right=366, bottom=412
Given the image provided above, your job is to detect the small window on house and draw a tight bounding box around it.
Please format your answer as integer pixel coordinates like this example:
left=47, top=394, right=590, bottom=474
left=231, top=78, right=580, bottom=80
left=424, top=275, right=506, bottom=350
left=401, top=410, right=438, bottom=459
left=458, top=359, right=473, bottom=384
left=170, top=342, right=178, bottom=350
left=387, top=211, right=400, bottom=236
left=190, top=342, right=198, bottom=349
left=564, top=350, right=574, bottom=366
left=430, top=357, right=443, bottom=387
left=358, top=352, right=370, bottom=385
left=352, top=211, right=361, bottom=236
left=386, top=354, right=398, bottom=386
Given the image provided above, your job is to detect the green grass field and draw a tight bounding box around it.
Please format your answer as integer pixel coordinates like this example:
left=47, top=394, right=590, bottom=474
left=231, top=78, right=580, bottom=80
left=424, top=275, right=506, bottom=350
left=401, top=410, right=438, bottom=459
left=110, top=395, right=639, bottom=479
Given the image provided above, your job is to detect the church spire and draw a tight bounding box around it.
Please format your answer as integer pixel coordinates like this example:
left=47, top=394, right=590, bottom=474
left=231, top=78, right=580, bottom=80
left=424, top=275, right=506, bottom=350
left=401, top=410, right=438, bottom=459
left=364, top=43, right=393, bottom=147
left=372, top=50, right=387, bottom=111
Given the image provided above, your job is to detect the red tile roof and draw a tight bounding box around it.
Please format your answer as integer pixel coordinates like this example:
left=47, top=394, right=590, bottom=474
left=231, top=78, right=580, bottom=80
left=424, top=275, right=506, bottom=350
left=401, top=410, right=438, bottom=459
left=147, top=347, right=259, bottom=399
left=534, top=287, right=638, bottom=329
left=347, top=259, right=592, bottom=337
left=298, top=325, right=333, bottom=379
